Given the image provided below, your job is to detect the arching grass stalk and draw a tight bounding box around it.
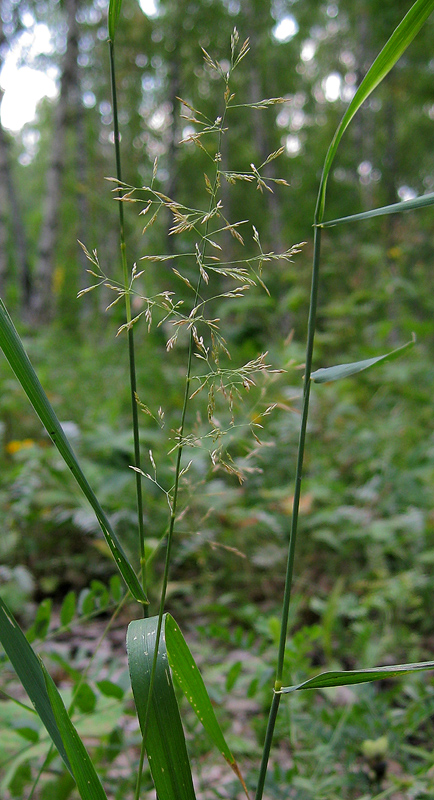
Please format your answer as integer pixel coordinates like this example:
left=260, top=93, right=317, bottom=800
left=108, top=38, right=147, bottom=602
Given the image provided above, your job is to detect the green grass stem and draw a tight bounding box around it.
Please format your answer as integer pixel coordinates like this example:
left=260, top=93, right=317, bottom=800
left=255, top=225, right=322, bottom=800
left=133, top=91, right=229, bottom=798
left=109, top=39, right=147, bottom=602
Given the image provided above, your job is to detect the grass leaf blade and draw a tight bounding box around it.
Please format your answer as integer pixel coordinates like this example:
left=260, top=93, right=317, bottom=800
left=279, top=661, right=434, bottom=694
left=316, top=0, right=434, bottom=221
left=108, top=0, right=123, bottom=41
left=320, top=191, right=434, bottom=227
left=0, top=299, right=147, bottom=606
left=0, top=596, right=72, bottom=773
left=127, top=615, right=197, bottom=800
left=165, top=614, right=249, bottom=797
left=311, top=336, right=415, bottom=384
left=42, top=663, right=108, bottom=799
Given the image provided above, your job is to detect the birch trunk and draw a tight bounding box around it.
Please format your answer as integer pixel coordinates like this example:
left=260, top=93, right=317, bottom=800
left=0, top=11, right=31, bottom=306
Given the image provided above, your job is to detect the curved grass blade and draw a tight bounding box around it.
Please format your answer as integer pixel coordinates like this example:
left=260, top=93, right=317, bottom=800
left=0, top=596, right=71, bottom=773
left=278, top=660, right=434, bottom=694
left=108, top=0, right=123, bottom=41
left=42, top=663, right=108, bottom=800
left=0, top=299, right=147, bottom=606
left=316, top=0, right=434, bottom=221
left=311, top=335, right=415, bottom=384
left=165, top=614, right=249, bottom=798
left=127, top=615, right=196, bottom=800
left=320, top=191, right=434, bottom=228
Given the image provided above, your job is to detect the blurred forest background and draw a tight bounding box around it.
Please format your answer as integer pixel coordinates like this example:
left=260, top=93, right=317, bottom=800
left=1, top=0, right=434, bottom=797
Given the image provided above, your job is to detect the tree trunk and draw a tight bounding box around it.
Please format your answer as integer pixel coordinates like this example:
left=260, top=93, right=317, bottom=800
left=0, top=112, right=8, bottom=297
left=0, top=9, right=32, bottom=307
left=30, top=0, right=80, bottom=323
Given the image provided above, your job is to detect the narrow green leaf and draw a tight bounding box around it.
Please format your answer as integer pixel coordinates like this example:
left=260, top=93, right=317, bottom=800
left=311, top=336, right=415, bottom=384
left=0, top=299, right=147, bottom=606
left=316, top=0, right=434, bottom=221
left=0, top=596, right=71, bottom=773
left=320, top=191, right=434, bottom=228
left=108, top=0, right=123, bottom=41
left=278, top=660, right=434, bottom=694
left=42, top=663, right=108, bottom=800
left=127, top=615, right=197, bottom=800
left=165, top=615, right=249, bottom=796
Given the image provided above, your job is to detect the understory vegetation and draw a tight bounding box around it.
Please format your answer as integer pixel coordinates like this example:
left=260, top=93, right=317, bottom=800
left=1, top=0, right=434, bottom=798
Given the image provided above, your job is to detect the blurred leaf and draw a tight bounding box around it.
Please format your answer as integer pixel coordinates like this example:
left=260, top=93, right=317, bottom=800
left=109, top=574, right=123, bottom=603
left=60, top=591, right=76, bottom=628
left=226, top=661, right=243, bottom=692
left=26, top=598, right=52, bottom=644
left=279, top=660, right=434, bottom=694
left=74, top=683, right=97, bottom=714
left=14, top=725, right=39, bottom=743
left=9, top=761, right=32, bottom=798
left=311, top=336, right=415, bottom=384
left=96, top=680, right=125, bottom=700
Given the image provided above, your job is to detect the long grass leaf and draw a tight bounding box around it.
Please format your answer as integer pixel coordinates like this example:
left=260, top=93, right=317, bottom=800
left=42, top=663, right=108, bottom=800
left=316, top=0, right=434, bottom=221
left=0, top=299, right=147, bottom=606
left=127, top=616, right=197, bottom=800
left=311, top=336, right=415, bottom=384
left=320, top=191, right=434, bottom=228
left=165, top=614, right=249, bottom=797
left=108, top=0, right=123, bottom=41
left=279, top=661, right=434, bottom=694
left=0, top=596, right=71, bottom=773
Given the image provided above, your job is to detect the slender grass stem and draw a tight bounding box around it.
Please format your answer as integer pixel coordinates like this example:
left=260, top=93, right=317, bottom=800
left=109, top=39, right=147, bottom=603
left=255, top=225, right=322, bottom=800
left=134, top=91, right=229, bottom=797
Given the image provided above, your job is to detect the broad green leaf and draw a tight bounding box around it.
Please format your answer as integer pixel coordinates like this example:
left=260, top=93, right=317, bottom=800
left=74, top=683, right=97, bottom=714
left=0, top=299, right=147, bottom=607
left=0, top=596, right=71, bottom=773
left=278, top=660, right=434, bottom=694
left=26, top=598, right=52, bottom=643
left=321, top=191, right=434, bottom=228
left=96, top=679, right=125, bottom=700
left=42, top=663, right=108, bottom=800
left=108, top=0, right=123, bottom=41
left=14, top=725, right=39, bottom=743
left=60, top=591, right=76, bottom=628
left=316, top=0, right=434, bottom=221
left=127, top=615, right=197, bottom=800
left=165, top=615, right=249, bottom=796
left=311, top=336, right=415, bottom=384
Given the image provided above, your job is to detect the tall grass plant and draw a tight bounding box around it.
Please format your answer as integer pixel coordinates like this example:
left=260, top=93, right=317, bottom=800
left=1, top=1, right=434, bottom=797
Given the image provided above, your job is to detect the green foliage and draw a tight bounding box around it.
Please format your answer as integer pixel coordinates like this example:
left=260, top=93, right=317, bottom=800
left=1, top=2, right=434, bottom=799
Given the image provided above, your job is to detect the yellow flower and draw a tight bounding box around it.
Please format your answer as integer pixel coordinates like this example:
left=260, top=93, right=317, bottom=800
left=5, top=439, right=35, bottom=455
